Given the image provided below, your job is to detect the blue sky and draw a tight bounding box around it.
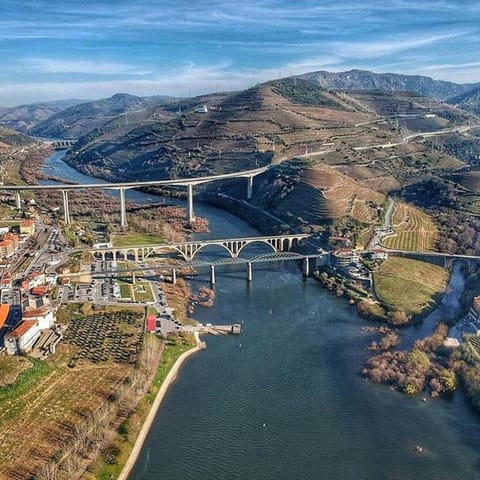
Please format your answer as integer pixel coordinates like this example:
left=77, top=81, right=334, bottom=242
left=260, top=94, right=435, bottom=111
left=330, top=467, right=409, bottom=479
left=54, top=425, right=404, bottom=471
left=1, top=0, right=480, bottom=106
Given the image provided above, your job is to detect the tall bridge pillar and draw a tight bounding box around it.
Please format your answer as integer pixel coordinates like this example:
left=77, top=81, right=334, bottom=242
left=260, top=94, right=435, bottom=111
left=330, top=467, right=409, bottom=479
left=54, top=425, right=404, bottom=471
left=171, top=268, right=177, bottom=285
left=247, top=262, right=253, bottom=281
left=15, top=190, right=21, bottom=210
left=247, top=176, right=254, bottom=200
left=187, top=184, right=195, bottom=224
left=119, top=187, right=127, bottom=227
left=302, top=257, right=310, bottom=277
left=210, top=265, right=216, bottom=285
left=62, top=190, right=71, bottom=225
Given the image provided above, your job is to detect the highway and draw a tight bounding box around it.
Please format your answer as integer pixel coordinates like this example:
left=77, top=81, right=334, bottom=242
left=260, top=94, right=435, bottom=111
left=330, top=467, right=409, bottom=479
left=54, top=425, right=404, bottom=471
left=0, top=165, right=270, bottom=191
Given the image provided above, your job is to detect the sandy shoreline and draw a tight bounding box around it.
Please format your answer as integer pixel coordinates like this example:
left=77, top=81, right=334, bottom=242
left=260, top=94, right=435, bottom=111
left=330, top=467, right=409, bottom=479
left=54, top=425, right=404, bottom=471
left=118, top=332, right=205, bottom=480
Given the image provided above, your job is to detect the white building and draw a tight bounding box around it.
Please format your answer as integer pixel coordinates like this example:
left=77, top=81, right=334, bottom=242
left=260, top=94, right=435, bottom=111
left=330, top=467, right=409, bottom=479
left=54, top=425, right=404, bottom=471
left=5, top=320, right=40, bottom=355
left=23, top=307, right=55, bottom=330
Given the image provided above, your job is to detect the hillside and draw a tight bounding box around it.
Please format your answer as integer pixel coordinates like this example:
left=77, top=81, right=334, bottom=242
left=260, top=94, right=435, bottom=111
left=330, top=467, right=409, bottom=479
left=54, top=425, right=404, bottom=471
left=0, top=99, right=85, bottom=133
left=65, top=77, right=470, bottom=182
left=448, top=86, right=480, bottom=114
left=28, top=93, right=175, bottom=139
left=299, top=69, right=480, bottom=100
left=0, top=126, right=35, bottom=148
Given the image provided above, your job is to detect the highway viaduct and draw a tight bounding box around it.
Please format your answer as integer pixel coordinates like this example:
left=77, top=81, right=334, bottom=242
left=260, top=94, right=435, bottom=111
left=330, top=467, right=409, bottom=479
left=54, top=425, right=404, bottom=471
left=0, top=165, right=269, bottom=227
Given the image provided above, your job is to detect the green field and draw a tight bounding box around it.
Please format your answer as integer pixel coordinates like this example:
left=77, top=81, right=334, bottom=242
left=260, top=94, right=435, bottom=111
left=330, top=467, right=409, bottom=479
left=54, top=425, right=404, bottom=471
left=374, top=257, right=448, bottom=315
left=117, top=281, right=133, bottom=300
left=113, top=233, right=165, bottom=247
left=133, top=281, right=154, bottom=303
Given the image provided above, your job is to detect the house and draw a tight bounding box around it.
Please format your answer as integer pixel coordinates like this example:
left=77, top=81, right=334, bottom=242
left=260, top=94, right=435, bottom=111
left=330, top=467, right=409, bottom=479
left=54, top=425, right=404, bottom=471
left=31, top=285, right=49, bottom=296
left=20, top=219, right=35, bottom=235
left=28, top=272, right=46, bottom=289
left=28, top=295, right=45, bottom=310
left=1, top=274, right=12, bottom=288
left=328, top=236, right=352, bottom=248
left=45, top=273, right=58, bottom=286
left=468, top=296, right=480, bottom=323
left=0, top=233, right=17, bottom=258
left=23, top=307, right=54, bottom=330
left=370, top=249, right=388, bottom=261
left=5, top=320, right=40, bottom=355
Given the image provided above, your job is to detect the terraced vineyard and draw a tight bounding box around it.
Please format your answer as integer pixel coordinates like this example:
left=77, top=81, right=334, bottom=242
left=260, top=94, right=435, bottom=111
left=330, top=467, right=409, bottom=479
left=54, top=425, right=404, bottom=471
left=273, top=164, right=384, bottom=225
left=467, top=336, right=480, bottom=359
left=382, top=202, right=438, bottom=251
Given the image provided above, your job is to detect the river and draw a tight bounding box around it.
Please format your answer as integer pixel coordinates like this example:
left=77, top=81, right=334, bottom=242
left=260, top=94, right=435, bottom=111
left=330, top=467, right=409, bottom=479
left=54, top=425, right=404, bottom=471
left=44, top=151, right=480, bottom=480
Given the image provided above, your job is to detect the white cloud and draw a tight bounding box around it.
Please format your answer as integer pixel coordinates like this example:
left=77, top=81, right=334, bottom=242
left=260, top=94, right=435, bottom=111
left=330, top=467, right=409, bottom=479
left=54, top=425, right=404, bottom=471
left=22, top=58, right=151, bottom=76
left=333, top=30, right=472, bottom=59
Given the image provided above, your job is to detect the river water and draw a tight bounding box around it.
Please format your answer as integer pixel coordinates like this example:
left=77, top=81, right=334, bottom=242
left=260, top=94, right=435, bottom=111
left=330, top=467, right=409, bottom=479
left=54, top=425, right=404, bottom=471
left=44, top=151, right=480, bottom=480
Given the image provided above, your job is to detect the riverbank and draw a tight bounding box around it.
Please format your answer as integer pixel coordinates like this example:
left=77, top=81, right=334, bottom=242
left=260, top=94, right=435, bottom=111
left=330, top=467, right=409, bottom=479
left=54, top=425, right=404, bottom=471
left=117, top=332, right=205, bottom=480
left=38, top=150, right=480, bottom=480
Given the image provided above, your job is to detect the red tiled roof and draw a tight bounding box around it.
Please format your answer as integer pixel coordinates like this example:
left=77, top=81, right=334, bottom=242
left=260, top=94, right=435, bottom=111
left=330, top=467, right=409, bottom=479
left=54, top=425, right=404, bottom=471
left=7, top=320, right=37, bottom=339
left=23, top=307, right=49, bottom=319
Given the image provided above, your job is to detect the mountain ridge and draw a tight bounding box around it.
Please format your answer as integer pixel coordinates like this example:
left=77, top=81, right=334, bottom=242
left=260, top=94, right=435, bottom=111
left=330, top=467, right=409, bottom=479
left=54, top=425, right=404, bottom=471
left=298, top=69, right=480, bottom=100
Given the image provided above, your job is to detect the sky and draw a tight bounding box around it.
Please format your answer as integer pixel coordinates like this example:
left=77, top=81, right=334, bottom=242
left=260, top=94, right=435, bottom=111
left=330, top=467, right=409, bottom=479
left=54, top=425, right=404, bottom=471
left=1, top=0, right=480, bottom=106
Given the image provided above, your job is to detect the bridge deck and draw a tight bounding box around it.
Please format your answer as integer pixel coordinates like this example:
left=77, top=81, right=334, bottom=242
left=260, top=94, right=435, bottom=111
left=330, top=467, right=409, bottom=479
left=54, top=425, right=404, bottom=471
left=0, top=166, right=269, bottom=191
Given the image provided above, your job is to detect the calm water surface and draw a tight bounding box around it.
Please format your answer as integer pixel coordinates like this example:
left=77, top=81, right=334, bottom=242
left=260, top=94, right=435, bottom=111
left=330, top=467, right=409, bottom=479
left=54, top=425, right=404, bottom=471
left=44, top=152, right=480, bottom=480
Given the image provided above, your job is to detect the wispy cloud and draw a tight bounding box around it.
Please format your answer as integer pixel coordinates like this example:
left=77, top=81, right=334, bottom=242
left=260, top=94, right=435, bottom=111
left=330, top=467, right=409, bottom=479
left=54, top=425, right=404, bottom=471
left=1, top=0, right=480, bottom=104
left=23, top=58, right=151, bottom=76
left=332, top=30, right=473, bottom=59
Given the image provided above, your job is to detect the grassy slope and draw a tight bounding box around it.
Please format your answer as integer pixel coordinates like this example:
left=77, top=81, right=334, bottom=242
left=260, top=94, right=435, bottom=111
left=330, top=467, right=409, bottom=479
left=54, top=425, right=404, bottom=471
left=113, top=233, right=165, bottom=247
left=382, top=202, right=438, bottom=251
left=374, top=257, right=448, bottom=315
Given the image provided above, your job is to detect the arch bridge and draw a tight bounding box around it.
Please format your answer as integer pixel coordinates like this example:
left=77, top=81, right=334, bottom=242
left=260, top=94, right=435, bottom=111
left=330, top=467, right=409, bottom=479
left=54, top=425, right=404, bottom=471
left=43, top=139, right=77, bottom=149
left=90, top=234, right=311, bottom=263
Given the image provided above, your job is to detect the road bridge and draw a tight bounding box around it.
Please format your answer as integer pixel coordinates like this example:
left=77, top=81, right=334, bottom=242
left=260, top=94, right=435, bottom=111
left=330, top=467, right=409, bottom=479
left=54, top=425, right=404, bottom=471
left=70, top=250, right=321, bottom=284
left=88, top=234, right=313, bottom=284
left=90, top=233, right=310, bottom=262
left=2, top=165, right=269, bottom=226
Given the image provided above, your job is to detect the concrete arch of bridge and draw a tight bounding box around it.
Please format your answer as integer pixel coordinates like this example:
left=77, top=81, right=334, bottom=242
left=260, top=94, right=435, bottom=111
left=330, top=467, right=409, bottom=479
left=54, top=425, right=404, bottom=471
left=193, top=243, right=234, bottom=260
left=144, top=245, right=189, bottom=262
left=125, top=248, right=137, bottom=261
left=236, top=240, right=276, bottom=258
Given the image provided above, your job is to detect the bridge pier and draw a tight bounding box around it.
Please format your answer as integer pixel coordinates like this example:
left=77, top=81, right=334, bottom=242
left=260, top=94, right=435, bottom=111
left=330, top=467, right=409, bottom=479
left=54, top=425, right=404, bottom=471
left=119, top=187, right=127, bottom=228
left=131, top=272, right=136, bottom=285
left=247, top=176, right=254, bottom=200
left=302, top=257, right=310, bottom=277
left=247, top=262, right=253, bottom=281
left=210, top=265, right=216, bottom=285
left=15, top=190, right=21, bottom=210
left=171, top=268, right=177, bottom=285
left=187, top=184, right=195, bottom=224
left=62, top=190, right=71, bottom=225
